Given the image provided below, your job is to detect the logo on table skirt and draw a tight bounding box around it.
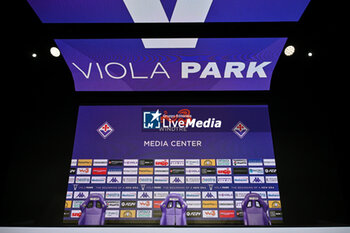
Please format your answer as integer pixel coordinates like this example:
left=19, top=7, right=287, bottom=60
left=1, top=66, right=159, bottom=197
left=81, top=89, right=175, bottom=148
left=97, top=121, right=114, bottom=139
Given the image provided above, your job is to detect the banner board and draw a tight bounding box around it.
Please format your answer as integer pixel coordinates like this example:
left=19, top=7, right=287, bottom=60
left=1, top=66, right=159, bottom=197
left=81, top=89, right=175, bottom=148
left=56, top=38, right=287, bottom=91
left=64, top=105, right=282, bottom=225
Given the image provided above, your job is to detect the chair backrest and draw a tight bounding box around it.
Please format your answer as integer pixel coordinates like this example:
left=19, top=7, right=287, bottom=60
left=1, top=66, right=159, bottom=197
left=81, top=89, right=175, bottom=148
left=242, top=193, right=270, bottom=226
left=78, top=193, right=107, bottom=225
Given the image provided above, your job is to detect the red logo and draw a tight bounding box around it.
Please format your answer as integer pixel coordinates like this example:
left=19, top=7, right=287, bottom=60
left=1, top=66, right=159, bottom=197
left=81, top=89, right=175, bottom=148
left=161, top=109, right=192, bottom=124
left=92, top=167, right=107, bottom=175
left=155, top=160, right=169, bottom=166
left=219, top=210, right=235, bottom=218
left=217, top=168, right=232, bottom=175
left=153, top=200, right=163, bottom=208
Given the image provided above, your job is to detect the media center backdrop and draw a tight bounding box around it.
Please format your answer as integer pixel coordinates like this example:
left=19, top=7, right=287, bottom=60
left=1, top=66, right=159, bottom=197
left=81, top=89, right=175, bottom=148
left=64, top=105, right=282, bottom=225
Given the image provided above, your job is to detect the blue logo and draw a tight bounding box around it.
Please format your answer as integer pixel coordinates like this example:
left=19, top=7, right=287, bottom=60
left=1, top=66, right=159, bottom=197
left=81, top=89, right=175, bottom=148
left=143, top=109, right=162, bottom=129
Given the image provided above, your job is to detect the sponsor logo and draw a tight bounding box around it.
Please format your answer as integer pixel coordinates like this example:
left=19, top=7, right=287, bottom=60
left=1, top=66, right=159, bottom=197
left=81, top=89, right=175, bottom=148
left=235, top=191, right=250, bottom=199
left=248, top=159, right=263, bottom=166
left=139, top=167, right=154, bottom=175
left=233, top=176, right=249, bottom=183
left=153, top=200, right=163, bottom=208
left=219, top=200, right=234, bottom=208
left=72, top=200, right=84, bottom=209
left=265, top=168, right=277, bottom=174
left=265, top=176, right=278, bottom=183
left=123, top=167, right=138, bottom=175
left=139, top=159, right=154, bottom=166
left=201, top=159, right=216, bottom=166
left=186, top=176, right=201, bottom=184
left=105, top=191, right=121, bottom=199
left=74, top=191, right=89, bottom=199
left=268, top=200, right=281, bottom=209
left=170, top=192, right=185, bottom=198
left=217, top=167, right=232, bottom=175
left=77, top=167, right=91, bottom=175
left=249, top=167, right=264, bottom=175
left=138, top=192, right=153, bottom=199
left=155, top=159, right=169, bottom=166
left=235, top=200, right=243, bottom=209
left=202, top=210, right=218, bottom=218
left=232, top=159, right=247, bottom=166
left=124, top=159, right=138, bottom=166
left=69, top=168, right=76, bottom=174
left=65, top=200, right=72, bottom=209
left=121, top=191, right=137, bottom=199
left=263, top=159, right=276, bottom=166
left=78, top=159, right=92, bottom=166
left=90, top=191, right=105, bottom=197
left=154, top=192, right=169, bottom=199
left=217, top=176, right=233, bottom=183
left=137, top=210, right=152, bottom=218
left=202, top=176, right=216, bottom=183
left=154, top=167, right=169, bottom=175
left=108, top=159, right=123, bottom=166
left=71, top=159, right=77, bottom=166
left=218, top=191, right=234, bottom=199
left=107, top=167, right=122, bottom=175
left=186, top=167, right=200, bottom=175
left=269, top=210, right=283, bottom=218
left=267, top=191, right=280, bottom=199
left=216, top=159, right=231, bottom=166
left=251, top=191, right=267, bottom=199
left=186, top=159, right=200, bottom=166
left=186, top=210, right=202, bottom=218
left=202, top=191, right=217, bottom=199
left=138, top=176, right=153, bottom=183
left=233, top=167, right=248, bottom=174
left=120, top=210, right=136, bottom=218
left=170, top=168, right=185, bottom=175
left=187, top=200, right=201, bottom=209
left=143, top=109, right=162, bottom=129
left=170, top=159, right=185, bottom=166
left=105, top=210, right=119, bottom=218
left=154, top=176, right=169, bottom=183
left=92, top=167, right=107, bottom=175
left=75, top=176, right=90, bottom=184
left=107, top=176, right=122, bottom=183
left=91, top=176, right=106, bottom=183
left=121, top=201, right=137, bottom=208
left=137, top=200, right=153, bottom=208
left=219, top=210, right=235, bottom=218
left=201, top=167, right=216, bottom=175
left=202, top=200, right=218, bottom=208
left=70, top=210, right=82, bottom=218
left=106, top=200, right=120, bottom=209
left=93, top=159, right=108, bottom=166
left=66, top=191, right=73, bottom=199
left=232, top=121, right=249, bottom=139
left=68, top=176, right=75, bottom=184
left=97, top=121, right=114, bottom=139
left=186, top=192, right=201, bottom=199
left=64, top=210, right=70, bottom=218
left=122, top=176, right=138, bottom=184
left=170, top=176, right=185, bottom=184
left=250, top=176, right=265, bottom=184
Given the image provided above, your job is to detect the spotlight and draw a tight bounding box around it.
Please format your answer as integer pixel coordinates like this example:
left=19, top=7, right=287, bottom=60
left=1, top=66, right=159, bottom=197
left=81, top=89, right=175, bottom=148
left=50, top=47, right=60, bottom=57
left=308, top=52, right=313, bottom=57
left=32, top=53, right=37, bottom=58
left=284, top=45, right=295, bottom=56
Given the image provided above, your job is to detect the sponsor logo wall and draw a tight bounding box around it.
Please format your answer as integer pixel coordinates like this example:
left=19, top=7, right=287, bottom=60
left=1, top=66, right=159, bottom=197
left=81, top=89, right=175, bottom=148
left=64, top=105, right=282, bottom=225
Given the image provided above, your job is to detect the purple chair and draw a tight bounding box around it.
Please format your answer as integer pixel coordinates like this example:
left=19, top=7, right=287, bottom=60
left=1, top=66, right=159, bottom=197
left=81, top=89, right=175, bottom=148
left=78, top=193, right=107, bottom=226
left=160, top=193, right=187, bottom=225
left=242, top=193, right=271, bottom=226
